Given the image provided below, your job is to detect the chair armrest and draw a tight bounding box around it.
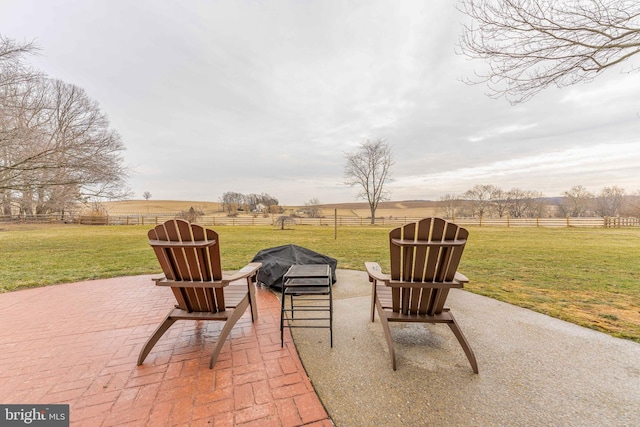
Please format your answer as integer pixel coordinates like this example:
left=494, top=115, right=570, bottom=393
left=391, top=238, right=466, bottom=248
left=149, top=239, right=217, bottom=249
left=153, top=263, right=262, bottom=288
left=222, top=262, right=262, bottom=284
left=365, top=262, right=390, bottom=283
left=454, top=272, right=469, bottom=284
left=153, top=278, right=224, bottom=288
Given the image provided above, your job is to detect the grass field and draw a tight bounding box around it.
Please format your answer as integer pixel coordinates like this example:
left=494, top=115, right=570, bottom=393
left=1, top=223, right=638, bottom=342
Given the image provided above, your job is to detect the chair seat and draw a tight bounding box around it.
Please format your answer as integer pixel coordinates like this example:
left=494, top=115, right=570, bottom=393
left=376, top=285, right=455, bottom=323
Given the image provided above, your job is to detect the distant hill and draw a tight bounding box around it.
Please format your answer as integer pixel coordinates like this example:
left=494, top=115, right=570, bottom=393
left=102, top=200, right=223, bottom=214
left=98, top=198, right=573, bottom=219
left=318, top=200, right=436, bottom=210
left=100, top=199, right=442, bottom=218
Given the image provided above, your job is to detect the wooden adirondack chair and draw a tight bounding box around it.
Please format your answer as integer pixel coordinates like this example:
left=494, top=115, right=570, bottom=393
left=137, top=219, right=261, bottom=368
left=365, top=217, right=478, bottom=373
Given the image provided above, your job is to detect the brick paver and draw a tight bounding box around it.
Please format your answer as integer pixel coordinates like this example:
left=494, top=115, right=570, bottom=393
left=0, top=275, right=332, bottom=426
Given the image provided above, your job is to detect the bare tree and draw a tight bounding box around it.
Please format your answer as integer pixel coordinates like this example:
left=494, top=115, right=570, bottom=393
left=259, top=193, right=279, bottom=211
left=623, top=190, right=640, bottom=216
left=221, top=191, right=244, bottom=214
left=274, top=215, right=296, bottom=230
left=3, top=78, right=129, bottom=214
left=505, top=188, right=528, bottom=218
left=559, top=185, right=594, bottom=217
left=245, top=193, right=259, bottom=212
left=595, top=186, right=626, bottom=217
left=1, top=35, right=129, bottom=215
left=463, top=184, right=498, bottom=217
left=344, top=139, right=394, bottom=224
left=0, top=35, right=40, bottom=93
left=302, top=198, right=323, bottom=218
left=143, top=191, right=152, bottom=214
left=522, top=190, right=547, bottom=217
left=177, top=207, right=204, bottom=223
left=250, top=192, right=279, bottom=212
left=1, top=36, right=43, bottom=214
left=20, top=79, right=128, bottom=213
left=439, top=193, right=462, bottom=219
left=501, top=188, right=547, bottom=218
left=458, top=0, right=640, bottom=103
left=490, top=187, right=509, bottom=218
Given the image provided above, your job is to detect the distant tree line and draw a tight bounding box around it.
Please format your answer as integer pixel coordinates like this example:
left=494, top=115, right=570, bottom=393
left=0, top=35, right=129, bottom=218
left=220, top=191, right=281, bottom=215
left=441, top=184, right=640, bottom=219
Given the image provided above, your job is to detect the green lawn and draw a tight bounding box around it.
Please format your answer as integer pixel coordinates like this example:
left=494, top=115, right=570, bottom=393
left=1, top=223, right=638, bottom=342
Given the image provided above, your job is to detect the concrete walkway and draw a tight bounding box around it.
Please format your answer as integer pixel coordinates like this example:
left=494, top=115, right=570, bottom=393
left=291, top=270, right=640, bottom=426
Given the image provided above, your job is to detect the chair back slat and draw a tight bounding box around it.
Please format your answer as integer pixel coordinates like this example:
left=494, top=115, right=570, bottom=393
left=148, top=219, right=226, bottom=313
left=425, top=218, right=445, bottom=281
left=401, top=222, right=416, bottom=282
left=176, top=220, right=201, bottom=281
left=388, top=218, right=468, bottom=315
left=429, top=288, right=449, bottom=315
left=412, top=218, right=430, bottom=281
left=445, top=226, right=468, bottom=281
left=389, top=226, right=402, bottom=280
left=389, top=226, right=402, bottom=312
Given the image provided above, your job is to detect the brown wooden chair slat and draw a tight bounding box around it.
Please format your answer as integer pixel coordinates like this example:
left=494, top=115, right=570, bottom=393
left=365, top=217, right=478, bottom=373
left=138, top=219, right=261, bottom=368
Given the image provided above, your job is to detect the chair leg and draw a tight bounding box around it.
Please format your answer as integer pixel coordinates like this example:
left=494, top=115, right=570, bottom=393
left=138, top=312, right=178, bottom=366
left=370, top=279, right=377, bottom=322
left=280, top=286, right=286, bottom=347
left=375, top=297, right=397, bottom=370
left=447, top=314, right=479, bottom=374
left=329, top=283, right=333, bottom=348
left=247, top=277, right=258, bottom=322
left=209, top=295, right=250, bottom=368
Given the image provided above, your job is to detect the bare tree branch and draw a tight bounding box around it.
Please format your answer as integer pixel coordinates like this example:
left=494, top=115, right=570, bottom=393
left=457, top=0, right=640, bottom=103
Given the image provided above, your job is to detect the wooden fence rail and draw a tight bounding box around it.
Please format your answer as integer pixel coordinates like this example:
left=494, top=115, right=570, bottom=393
left=1, top=213, right=639, bottom=228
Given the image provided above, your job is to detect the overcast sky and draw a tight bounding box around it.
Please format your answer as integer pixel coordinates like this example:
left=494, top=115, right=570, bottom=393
left=2, top=0, right=639, bottom=205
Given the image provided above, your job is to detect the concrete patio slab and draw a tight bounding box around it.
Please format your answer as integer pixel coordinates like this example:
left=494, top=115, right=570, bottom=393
left=291, top=270, right=640, bottom=426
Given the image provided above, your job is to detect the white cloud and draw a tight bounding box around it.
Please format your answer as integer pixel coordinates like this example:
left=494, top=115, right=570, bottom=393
left=1, top=0, right=638, bottom=204
left=392, top=141, right=640, bottom=199
left=468, top=123, right=539, bottom=143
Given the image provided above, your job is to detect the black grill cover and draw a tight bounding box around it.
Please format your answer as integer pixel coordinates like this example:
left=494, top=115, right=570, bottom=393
left=251, top=244, right=337, bottom=289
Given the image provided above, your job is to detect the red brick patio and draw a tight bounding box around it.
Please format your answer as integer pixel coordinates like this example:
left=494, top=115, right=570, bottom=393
left=0, top=275, right=333, bottom=426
